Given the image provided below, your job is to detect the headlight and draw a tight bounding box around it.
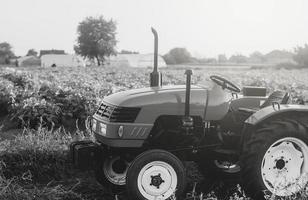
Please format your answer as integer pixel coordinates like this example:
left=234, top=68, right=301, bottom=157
left=100, top=123, right=107, bottom=136
left=92, top=119, right=97, bottom=131
left=118, top=126, right=124, bottom=137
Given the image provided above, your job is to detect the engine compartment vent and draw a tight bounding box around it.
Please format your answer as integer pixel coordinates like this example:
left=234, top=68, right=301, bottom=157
left=95, top=102, right=141, bottom=123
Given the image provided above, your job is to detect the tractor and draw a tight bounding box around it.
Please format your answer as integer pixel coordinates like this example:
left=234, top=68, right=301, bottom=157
left=70, top=28, right=308, bottom=200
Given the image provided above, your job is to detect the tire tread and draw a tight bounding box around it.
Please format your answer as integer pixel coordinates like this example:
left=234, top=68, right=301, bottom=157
left=240, top=116, right=308, bottom=199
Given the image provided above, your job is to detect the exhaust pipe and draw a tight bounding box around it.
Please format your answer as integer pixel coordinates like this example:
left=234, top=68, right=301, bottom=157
left=150, top=27, right=162, bottom=87
left=182, top=69, right=194, bottom=132
left=184, top=69, right=192, bottom=117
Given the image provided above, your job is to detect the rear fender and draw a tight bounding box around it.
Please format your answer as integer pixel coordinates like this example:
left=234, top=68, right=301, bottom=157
left=245, top=104, right=308, bottom=126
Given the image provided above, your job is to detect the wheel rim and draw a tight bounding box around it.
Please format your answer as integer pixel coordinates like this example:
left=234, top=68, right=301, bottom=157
left=103, top=156, right=130, bottom=185
left=214, top=160, right=241, bottom=173
left=137, top=161, right=178, bottom=200
left=261, top=137, right=308, bottom=196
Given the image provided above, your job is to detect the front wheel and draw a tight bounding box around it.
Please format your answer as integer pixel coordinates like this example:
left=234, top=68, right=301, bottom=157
left=95, top=155, right=131, bottom=194
left=126, top=149, right=186, bottom=200
left=240, top=119, right=308, bottom=199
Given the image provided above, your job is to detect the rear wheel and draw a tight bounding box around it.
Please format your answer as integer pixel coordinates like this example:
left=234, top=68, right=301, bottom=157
left=126, top=149, right=186, bottom=200
left=240, top=119, right=308, bottom=199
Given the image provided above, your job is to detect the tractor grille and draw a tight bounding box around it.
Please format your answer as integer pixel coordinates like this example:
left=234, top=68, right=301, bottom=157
left=95, top=102, right=141, bottom=123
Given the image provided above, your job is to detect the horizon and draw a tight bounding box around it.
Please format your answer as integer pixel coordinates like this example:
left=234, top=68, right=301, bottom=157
left=1, top=0, right=307, bottom=58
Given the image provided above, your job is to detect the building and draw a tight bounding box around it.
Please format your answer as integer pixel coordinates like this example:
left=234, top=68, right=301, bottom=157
left=41, top=54, right=85, bottom=67
left=108, top=54, right=167, bottom=68
left=39, top=49, right=65, bottom=57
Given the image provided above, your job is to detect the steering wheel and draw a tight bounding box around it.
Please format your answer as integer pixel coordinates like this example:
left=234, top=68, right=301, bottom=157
left=210, top=75, right=241, bottom=93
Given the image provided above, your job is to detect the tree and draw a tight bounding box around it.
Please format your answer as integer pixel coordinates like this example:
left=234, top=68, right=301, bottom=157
left=0, top=42, right=14, bottom=64
left=229, top=54, right=248, bottom=63
left=163, top=48, right=192, bottom=64
left=26, top=49, right=38, bottom=57
left=293, top=44, right=308, bottom=67
left=218, top=54, right=227, bottom=63
left=249, top=51, right=265, bottom=63
left=74, top=16, right=117, bottom=66
left=265, top=50, right=294, bottom=64
left=163, top=53, right=176, bottom=65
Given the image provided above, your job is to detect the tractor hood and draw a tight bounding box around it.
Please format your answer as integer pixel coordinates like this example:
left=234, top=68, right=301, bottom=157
left=103, top=85, right=209, bottom=123
left=104, top=85, right=208, bottom=107
left=99, top=84, right=231, bottom=123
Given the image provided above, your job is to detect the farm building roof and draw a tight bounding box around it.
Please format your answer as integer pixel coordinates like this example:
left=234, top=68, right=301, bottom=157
left=39, top=50, right=65, bottom=57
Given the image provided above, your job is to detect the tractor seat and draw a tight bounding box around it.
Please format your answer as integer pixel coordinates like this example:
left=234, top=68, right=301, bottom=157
left=238, top=91, right=290, bottom=113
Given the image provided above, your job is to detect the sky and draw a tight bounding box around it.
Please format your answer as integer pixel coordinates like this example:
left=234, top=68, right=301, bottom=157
left=1, top=0, right=307, bottom=58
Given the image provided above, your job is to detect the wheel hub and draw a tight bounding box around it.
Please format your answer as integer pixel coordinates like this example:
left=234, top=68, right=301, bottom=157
left=137, top=161, right=178, bottom=200
left=275, top=158, right=286, bottom=170
left=113, top=159, right=127, bottom=174
left=150, top=173, right=165, bottom=188
left=261, top=137, right=308, bottom=196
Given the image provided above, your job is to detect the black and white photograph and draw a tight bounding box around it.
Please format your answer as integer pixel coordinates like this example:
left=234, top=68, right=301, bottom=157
left=0, top=0, right=308, bottom=199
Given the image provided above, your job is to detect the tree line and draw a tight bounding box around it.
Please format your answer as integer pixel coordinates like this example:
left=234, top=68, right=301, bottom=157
left=1, top=15, right=308, bottom=68
left=162, top=47, right=308, bottom=67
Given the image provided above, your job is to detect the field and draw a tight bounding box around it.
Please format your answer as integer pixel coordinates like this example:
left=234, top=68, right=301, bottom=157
left=0, top=64, right=308, bottom=200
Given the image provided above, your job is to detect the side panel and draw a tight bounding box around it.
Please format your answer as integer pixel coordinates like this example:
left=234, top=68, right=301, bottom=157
left=245, top=104, right=308, bottom=125
left=230, top=95, right=268, bottom=111
left=92, top=116, right=153, bottom=147
left=134, top=89, right=207, bottom=123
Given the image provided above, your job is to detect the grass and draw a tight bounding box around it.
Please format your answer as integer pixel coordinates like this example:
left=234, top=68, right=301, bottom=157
left=0, top=127, right=79, bottom=200
left=0, top=64, right=308, bottom=199
left=0, top=125, right=117, bottom=200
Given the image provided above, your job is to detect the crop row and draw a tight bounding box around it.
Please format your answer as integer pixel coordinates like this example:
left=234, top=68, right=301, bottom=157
left=1, top=66, right=307, bottom=131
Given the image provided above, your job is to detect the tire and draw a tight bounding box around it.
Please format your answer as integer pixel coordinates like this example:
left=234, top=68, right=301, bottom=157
left=196, top=159, right=240, bottom=196
left=240, top=119, right=308, bottom=199
left=198, top=159, right=241, bottom=178
left=95, top=155, right=130, bottom=194
left=126, top=149, right=186, bottom=200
